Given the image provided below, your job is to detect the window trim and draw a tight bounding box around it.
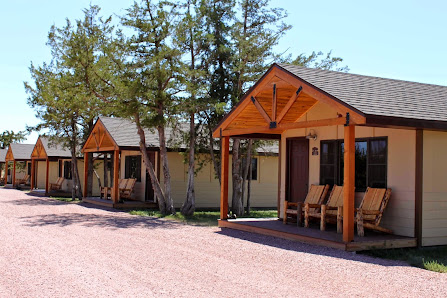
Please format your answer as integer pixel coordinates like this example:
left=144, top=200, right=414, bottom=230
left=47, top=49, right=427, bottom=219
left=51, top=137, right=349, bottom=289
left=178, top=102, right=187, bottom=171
left=125, top=155, right=142, bottom=182
left=319, top=136, right=388, bottom=192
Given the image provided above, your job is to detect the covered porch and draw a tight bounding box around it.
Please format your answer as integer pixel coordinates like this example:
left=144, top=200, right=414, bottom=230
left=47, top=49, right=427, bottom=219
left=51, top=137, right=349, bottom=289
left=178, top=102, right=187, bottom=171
left=4, top=144, right=33, bottom=188
left=213, top=64, right=421, bottom=250
left=82, top=117, right=158, bottom=208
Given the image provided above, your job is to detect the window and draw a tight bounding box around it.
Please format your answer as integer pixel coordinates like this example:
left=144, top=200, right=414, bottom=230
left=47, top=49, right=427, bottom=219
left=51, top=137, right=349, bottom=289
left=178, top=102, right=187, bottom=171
left=27, top=162, right=32, bottom=175
left=320, top=138, right=387, bottom=191
left=242, top=157, right=258, bottom=180
left=125, top=155, right=141, bottom=182
left=64, top=161, right=72, bottom=179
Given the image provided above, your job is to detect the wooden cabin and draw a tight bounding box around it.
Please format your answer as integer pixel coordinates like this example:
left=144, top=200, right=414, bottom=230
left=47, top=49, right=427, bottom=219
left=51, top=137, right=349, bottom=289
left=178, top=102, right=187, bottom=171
left=214, top=63, right=447, bottom=250
left=0, top=149, right=6, bottom=184
left=30, top=136, right=105, bottom=196
left=4, top=144, right=34, bottom=187
left=81, top=116, right=278, bottom=208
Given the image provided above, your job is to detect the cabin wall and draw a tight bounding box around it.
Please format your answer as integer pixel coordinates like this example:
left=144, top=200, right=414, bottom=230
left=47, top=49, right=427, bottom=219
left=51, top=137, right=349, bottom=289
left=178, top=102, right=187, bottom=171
left=161, top=152, right=279, bottom=208
left=119, top=150, right=147, bottom=201
left=279, top=102, right=416, bottom=237
left=422, top=131, right=447, bottom=246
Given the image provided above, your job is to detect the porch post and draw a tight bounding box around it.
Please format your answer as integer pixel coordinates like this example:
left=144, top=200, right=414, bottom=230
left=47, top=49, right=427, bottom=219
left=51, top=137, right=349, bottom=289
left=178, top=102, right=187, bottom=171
left=31, top=159, right=35, bottom=190
left=343, top=124, right=355, bottom=243
left=83, top=153, right=89, bottom=198
left=13, top=160, right=16, bottom=187
left=112, top=150, right=120, bottom=204
left=220, top=136, right=230, bottom=220
left=45, top=158, right=49, bottom=195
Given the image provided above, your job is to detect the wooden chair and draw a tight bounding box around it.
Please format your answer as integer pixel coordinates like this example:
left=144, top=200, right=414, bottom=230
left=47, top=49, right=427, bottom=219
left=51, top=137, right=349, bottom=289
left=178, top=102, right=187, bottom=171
left=283, top=184, right=329, bottom=226
left=16, top=174, right=30, bottom=186
left=49, top=177, right=64, bottom=191
left=120, top=178, right=136, bottom=200
left=304, top=185, right=344, bottom=233
left=100, top=179, right=123, bottom=200
left=356, top=187, right=392, bottom=236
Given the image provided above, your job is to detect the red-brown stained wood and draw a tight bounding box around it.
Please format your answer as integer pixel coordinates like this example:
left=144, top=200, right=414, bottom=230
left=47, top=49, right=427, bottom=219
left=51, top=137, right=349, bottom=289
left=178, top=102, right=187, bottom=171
left=112, top=150, right=120, bottom=203
left=343, top=125, right=355, bottom=243
left=220, top=136, right=229, bottom=220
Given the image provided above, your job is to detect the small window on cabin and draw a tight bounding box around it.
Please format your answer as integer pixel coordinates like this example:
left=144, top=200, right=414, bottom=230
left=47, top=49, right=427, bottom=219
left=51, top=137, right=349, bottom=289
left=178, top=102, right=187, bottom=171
left=27, top=162, right=32, bottom=175
left=125, top=155, right=141, bottom=182
left=64, top=161, right=72, bottom=180
left=242, top=157, right=258, bottom=180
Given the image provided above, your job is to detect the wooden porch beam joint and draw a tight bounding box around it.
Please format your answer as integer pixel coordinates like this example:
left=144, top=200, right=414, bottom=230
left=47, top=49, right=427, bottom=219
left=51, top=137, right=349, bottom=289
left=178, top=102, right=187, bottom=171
left=344, top=112, right=350, bottom=127
left=276, top=86, right=303, bottom=124
left=251, top=96, right=271, bottom=124
left=269, top=121, right=277, bottom=129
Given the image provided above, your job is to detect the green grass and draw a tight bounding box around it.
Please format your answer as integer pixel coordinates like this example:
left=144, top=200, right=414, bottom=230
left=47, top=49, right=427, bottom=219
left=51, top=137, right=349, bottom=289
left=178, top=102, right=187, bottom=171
left=50, top=196, right=82, bottom=203
left=362, top=246, right=447, bottom=273
left=129, top=209, right=278, bottom=226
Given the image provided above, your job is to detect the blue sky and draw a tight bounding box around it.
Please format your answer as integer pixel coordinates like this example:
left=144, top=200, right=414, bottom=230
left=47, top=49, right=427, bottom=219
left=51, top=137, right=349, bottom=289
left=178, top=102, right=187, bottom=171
left=1, top=0, right=446, bottom=144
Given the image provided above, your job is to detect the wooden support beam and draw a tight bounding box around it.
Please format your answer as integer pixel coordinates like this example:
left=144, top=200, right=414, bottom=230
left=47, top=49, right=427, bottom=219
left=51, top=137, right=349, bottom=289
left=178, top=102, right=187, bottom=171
left=12, top=160, right=16, bottom=187
left=220, top=136, right=230, bottom=220
left=45, top=158, right=49, bottom=195
left=30, top=159, right=35, bottom=190
left=343, top=124, right=355, bottom=243
left=221, top=116, right=345, bottom=137
left=112, top=150, right=120, bottom=204
left=276, top=86, right=302, bottom=124
left=83, top=154, right=89, bottom=198
left=251, top=96, right=271, bottom=124
left=272, top=84, right=277, bottom=122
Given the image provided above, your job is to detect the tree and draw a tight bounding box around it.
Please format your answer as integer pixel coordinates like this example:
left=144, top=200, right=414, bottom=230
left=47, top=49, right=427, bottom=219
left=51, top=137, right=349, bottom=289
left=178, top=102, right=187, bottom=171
left=229, top=0, right=290, bottom=216
left=0, top=130, right=26, bottom=149
left=25, top=5, right=117, bottom=199
left=284, top=50, right=349, bottom=72
left=119, top=0, right=182, bottom=215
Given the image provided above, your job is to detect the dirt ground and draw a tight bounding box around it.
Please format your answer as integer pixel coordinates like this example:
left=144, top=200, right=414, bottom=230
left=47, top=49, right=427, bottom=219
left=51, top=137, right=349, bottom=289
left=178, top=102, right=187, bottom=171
left=0, top=188, right=446, bottom=297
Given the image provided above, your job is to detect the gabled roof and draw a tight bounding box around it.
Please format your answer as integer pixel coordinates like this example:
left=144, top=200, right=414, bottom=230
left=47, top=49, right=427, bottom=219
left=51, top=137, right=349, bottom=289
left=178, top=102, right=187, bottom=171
left=32, top=136, right=71, bottom=159
left=5, top=144, right=34, bottom=161
left=277, top=63, right=447, bottom=122
left=83, top=117, right=278, bottom=154
left=0, top=149, right=6, bottom=163
left=213, top=63, right=447, bottom=137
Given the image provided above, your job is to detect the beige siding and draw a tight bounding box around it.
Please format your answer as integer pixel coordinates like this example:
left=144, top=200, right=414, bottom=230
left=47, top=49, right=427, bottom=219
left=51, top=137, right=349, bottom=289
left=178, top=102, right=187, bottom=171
left=279, top=102, right=416, bottom=237
left=422, top=131, right=447, bottom=246
left=119, top=150, right=147, bottom=201
left=162, top=152, right=278, bottom=208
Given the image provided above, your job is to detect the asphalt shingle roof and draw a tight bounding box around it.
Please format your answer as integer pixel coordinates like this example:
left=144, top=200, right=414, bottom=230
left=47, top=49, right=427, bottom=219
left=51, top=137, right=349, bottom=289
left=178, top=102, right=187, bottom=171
left=277, top=63, right=447, bottom=122
left=0, top=149, right=6, bottom=162
left=100, top=117, right=278, bottom=154
left=40, top=137, right=71, bottom=158
left=9, top=144, right=34, bottom=160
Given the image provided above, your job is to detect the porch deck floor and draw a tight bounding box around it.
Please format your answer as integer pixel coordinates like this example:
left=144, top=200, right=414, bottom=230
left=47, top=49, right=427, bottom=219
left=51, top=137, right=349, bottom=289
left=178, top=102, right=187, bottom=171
left=30, top=189, right=72, bottom=197
left=83, top=197, right=158, bottom=210
left=219, top=218, right=417, bottom=251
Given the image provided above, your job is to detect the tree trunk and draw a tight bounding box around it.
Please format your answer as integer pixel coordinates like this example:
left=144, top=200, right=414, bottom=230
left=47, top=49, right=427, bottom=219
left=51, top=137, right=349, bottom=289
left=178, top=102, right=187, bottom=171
left=231, top=138, right=243, bottom=216
left=70, top=118, right=82, bottom=200
left=241, top=139, right=252, bottom=214
left=103, top=153, right=109, bottom=187
left=246, top=140, right=252, bottom=215
left=157, top=124, right=175, bottom=215
left=135, top=113, right=168, bottom=214
left=93, top=169, right=101, bottom=189
left=181, top=113, right=196, bottom=216
left=207, top=119, right=221, bottom=185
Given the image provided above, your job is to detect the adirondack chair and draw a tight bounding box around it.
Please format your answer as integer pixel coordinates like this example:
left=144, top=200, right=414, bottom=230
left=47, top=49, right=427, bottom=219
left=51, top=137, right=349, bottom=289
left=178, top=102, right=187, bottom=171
left=49, top=177, right=64, bottom=191
left=16, top=174, right=30, bottom=186
left=356, top=187, right=392, bottom=236
left=120, top=178, right=137, bottom=200
left=100, top=179, right=123, bottom=200
left=283, top=184, right=329, bottom=226
left=304, top=185, right=344, bottom=232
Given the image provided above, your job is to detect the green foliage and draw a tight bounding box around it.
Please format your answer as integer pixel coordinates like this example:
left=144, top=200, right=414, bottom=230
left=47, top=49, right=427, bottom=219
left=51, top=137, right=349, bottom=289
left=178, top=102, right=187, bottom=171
left=282, top=50, right=349, bottom=72
left=129, top=208, right=278, bottom=226
left=362, top=246, right=447, bottom=273
left=0, top=130, right=27, bottom=149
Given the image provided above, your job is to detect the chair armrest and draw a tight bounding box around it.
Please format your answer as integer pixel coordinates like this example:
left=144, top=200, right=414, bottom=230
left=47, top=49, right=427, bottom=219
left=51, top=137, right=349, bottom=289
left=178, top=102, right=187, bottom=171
left=326, top=206, right=339, bottom=211
left=356, top=209, right=381, bottom=215
left=306, top=203, right=322, bottom=208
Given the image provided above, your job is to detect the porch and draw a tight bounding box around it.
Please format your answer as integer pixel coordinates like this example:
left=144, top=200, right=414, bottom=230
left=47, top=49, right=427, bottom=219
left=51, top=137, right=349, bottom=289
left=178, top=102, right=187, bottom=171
left=219, top=218, right=417, bottom=251
left=213, top=63, right=425, bottom=249
left=83, top=196, right=158, bottom=210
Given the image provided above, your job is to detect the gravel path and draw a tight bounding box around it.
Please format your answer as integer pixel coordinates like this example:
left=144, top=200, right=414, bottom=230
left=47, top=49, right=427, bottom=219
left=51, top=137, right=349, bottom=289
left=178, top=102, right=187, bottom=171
left=0, top=188, right=445, bottom=297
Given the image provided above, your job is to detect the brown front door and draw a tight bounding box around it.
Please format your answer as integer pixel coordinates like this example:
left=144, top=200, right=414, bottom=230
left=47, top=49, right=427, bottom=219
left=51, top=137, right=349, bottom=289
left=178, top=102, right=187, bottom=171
left=287, top=138, right=309, bottom=203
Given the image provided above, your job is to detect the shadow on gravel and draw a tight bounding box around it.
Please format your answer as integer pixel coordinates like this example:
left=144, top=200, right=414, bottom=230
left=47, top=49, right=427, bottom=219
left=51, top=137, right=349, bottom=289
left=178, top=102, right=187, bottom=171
left=216, top=228, right=410, bottom=268
left=20, top=212, right=181, bottom=230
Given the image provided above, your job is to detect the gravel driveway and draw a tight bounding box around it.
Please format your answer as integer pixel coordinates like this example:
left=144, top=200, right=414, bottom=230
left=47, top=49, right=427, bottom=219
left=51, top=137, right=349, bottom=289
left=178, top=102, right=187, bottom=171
left=0, top=188, right=445, bottom=297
